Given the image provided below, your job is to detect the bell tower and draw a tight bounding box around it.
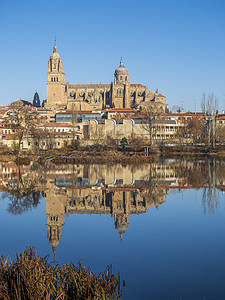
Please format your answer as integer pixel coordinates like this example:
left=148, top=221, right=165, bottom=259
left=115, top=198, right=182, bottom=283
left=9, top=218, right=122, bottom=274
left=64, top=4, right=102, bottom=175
left=47, top=41, right=66, bottom=106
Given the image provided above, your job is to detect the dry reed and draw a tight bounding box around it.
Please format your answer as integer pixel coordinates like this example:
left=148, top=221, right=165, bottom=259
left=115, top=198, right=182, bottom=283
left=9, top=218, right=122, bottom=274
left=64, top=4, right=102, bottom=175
left=0, top=247, right=121, bottom=300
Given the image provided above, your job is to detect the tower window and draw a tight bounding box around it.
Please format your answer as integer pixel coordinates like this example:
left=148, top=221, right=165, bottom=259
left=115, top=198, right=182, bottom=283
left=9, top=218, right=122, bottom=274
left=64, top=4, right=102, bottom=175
left=51, top=78, right=53, bottom=82
left=125, top=76, right=127, bottom=81
left=120, top=76, right=122, bottom=81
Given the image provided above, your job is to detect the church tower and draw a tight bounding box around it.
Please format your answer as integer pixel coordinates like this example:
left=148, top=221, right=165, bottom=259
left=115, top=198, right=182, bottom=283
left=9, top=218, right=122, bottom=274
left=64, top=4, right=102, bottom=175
left=33, top=92, right=41, bottom=107
left=112, top=58, right=130, bottom=108
left=47, top=41, right=66, bottom=106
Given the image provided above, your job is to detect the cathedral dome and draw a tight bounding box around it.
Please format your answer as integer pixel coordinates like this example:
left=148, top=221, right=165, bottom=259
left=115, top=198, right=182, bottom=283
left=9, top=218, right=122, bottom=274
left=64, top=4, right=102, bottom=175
left=115, top=58, right=129, bottom=74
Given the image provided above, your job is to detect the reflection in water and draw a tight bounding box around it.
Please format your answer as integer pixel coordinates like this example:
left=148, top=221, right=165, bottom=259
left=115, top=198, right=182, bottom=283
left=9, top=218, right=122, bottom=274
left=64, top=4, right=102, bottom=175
left=0, top=159, right=225, bottom=254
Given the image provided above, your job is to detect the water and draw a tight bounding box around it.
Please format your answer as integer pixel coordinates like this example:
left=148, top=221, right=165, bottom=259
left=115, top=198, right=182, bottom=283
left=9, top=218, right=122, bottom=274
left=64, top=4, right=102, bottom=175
left=0, top=159, right=225, bottom=299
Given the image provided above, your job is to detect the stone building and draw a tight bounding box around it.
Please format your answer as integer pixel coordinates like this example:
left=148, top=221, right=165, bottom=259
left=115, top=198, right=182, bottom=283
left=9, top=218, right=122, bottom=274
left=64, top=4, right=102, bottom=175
left=47, top=42, right=168, bottom=112
left=33, top=92, right=41, bottom=107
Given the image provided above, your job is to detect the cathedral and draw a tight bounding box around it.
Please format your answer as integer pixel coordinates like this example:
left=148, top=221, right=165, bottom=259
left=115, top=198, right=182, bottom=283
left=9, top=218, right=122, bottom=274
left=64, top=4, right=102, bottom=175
left=47, top=42, right=168, bottom=112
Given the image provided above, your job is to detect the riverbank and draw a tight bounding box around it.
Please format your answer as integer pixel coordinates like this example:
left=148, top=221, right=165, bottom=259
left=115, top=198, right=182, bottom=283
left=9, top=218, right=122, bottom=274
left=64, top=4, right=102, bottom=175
left=0, top=144, right=224, bottom=165
left=0, top=247, right=121, bottom=300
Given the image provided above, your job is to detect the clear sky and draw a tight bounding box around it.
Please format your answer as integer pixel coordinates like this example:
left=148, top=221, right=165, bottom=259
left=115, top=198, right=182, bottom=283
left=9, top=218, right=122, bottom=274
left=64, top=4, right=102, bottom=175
left=0, top=0, right=225, bottom=112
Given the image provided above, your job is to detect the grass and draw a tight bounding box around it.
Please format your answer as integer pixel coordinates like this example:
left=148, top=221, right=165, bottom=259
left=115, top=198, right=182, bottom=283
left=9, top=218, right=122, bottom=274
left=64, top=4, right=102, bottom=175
left=0, top=247, right=121, bottom=300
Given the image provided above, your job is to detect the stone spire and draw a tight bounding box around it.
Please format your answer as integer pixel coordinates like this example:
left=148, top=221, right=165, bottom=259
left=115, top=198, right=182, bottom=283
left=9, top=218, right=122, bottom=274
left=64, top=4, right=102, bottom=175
left=53, top=39, right=57, bottom=53
left=120, top=57, right=124, bottom=67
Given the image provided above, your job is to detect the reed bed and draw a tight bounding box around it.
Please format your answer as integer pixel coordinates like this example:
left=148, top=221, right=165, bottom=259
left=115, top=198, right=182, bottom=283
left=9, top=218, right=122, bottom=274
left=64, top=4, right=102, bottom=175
left=0, top=247, right=121, bottom=300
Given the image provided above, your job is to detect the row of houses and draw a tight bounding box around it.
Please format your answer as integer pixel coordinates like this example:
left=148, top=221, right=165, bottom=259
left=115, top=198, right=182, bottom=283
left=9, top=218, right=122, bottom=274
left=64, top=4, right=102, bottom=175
left=0, top=100, right=224, bottom=150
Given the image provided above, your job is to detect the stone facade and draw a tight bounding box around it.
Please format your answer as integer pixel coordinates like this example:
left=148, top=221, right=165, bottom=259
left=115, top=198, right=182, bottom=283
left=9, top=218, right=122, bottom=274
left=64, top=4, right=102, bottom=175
left=47, top=43, right=168, bottom=112
left=87, top=118, right=182, bottom=142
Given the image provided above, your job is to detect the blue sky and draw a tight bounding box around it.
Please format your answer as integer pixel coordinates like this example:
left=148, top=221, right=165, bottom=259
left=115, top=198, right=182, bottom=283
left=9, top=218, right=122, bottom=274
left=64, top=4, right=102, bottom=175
left=0, top=0, right=225, bottom=111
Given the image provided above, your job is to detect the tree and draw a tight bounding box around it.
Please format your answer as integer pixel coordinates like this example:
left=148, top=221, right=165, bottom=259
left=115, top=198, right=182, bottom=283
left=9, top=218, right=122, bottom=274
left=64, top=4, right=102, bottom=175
left=71, top=103, right=78, bottom=149
left=120, top=137, right=128, bottom=150
left=6, top=102, right=39, bottom=155
left=31, top=126, right=56, bottom=151
left=216, top=124, right=225, bottom=144
left=202, top=93, right=218, bottom=148
left=140, top=106, right=159, bottom=146
left=186, top=117, right=207, bottom=145
left=128, top=133, right=145, bottom=151
left=175, top=125, right=189, bottom=144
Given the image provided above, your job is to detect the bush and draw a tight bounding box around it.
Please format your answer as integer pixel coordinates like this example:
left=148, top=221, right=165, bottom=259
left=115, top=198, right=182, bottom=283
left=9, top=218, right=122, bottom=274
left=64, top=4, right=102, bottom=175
left=71, top=140, right=80, bottom=150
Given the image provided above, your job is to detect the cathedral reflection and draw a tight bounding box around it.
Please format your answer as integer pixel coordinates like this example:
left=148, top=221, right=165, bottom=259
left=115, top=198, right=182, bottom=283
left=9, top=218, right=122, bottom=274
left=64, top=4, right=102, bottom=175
left=45, top=164, right=169, bottom=253
left=0, top=159, right=225, bottom=254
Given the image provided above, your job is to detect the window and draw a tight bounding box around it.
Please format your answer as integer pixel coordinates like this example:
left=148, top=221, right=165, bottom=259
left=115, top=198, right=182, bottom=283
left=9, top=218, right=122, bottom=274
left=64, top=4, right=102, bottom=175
left=58, top=142, right=60, bottom=146
left=28, top=142, right=30, bottom=146
left=51, top=78, right=53, bottom=82
left=2, top=136, right=5, bottom=140
left=125, top=76, right=127, bottom=81
left=57, top=77, right=58, bottom=82
left=120, top=76, right=122, bottom=81
left=43, top=142, right=45, bottom=146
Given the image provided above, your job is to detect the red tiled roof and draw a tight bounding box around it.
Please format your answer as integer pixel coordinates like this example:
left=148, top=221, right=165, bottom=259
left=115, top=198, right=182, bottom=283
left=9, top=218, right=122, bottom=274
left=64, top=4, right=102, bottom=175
left=103, top=108, right=137, bottom=112
left=130, top=84, right=145, bottom=87
left=163, top=113, right=205, bottom=117
left=56, top=110, right=101, bottom=114
left=37, top=107, right=51, bottom=111
left=12, top=100, right=33, bottom=106
left=42, top=123, right=75, bottom=128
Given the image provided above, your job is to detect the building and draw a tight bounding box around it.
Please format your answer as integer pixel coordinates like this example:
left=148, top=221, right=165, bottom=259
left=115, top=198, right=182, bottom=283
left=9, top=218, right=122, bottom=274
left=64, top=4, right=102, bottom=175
left=46, top=42, right=168, bottom=112
left=33, top=92, right=41, bottom=107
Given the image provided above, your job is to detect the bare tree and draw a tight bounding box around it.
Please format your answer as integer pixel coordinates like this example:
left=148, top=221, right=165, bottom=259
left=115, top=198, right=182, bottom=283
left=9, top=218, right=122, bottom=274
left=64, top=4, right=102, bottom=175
left=6, top=102, right=39, bottom=155
left=71, top=103, right=78, bottom=149
left=141, top=106, right=160, bottom=146
left=128, top=133, right=145, bottom=151
left=31, top=126, right=56, bottom=151
left=202, top=93, right=218, bottom=148
left=186, top=117, right=207, bottom=145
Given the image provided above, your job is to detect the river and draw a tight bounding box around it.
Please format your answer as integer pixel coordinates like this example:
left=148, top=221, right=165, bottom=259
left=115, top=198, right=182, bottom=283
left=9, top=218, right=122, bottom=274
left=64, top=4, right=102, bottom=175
left=0, top=158, right=225, bottom=299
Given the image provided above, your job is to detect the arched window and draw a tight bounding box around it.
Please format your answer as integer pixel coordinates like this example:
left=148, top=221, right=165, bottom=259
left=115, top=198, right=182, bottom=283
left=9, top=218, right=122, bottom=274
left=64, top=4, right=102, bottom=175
left=125, top=76, right=127, bottom=81
left=54, top=77, right=55, bottom=82
left=57, top=77, right=58, bottom=82
left=51, top=78, right=53, bottom=82
left=120, top=76, right=122, bottom=81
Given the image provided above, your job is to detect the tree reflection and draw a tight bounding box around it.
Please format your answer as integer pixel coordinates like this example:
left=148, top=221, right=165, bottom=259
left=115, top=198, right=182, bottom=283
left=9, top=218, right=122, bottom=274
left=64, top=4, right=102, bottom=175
left=202, top=158, right=219, bottom=214
left=2, top=165, right=46, bottom=215
left=5, top=191, right=41, bottom=215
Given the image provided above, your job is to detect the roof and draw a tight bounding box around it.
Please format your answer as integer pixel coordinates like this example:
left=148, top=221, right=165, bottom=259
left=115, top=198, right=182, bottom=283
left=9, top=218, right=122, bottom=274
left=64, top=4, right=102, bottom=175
left=130, top=84, right=145, bottom=87
left=12, top=100, right=33, bottom=106
left=56, top=110, right=101, bottom=115
left=133, top=118, right=177, bottom=125
left=42, top=123, right=76, bottom=128
left=115, top=59, right=129, bottom=73
left=156, top=94, right=165, bottom=97
left=103, top=108, right=137, bottom=113
left=163, top=113, right=205, bottom=117
left=37, top=107, right=52, bottom=111
left=68, top=84, right=110, bottom=88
